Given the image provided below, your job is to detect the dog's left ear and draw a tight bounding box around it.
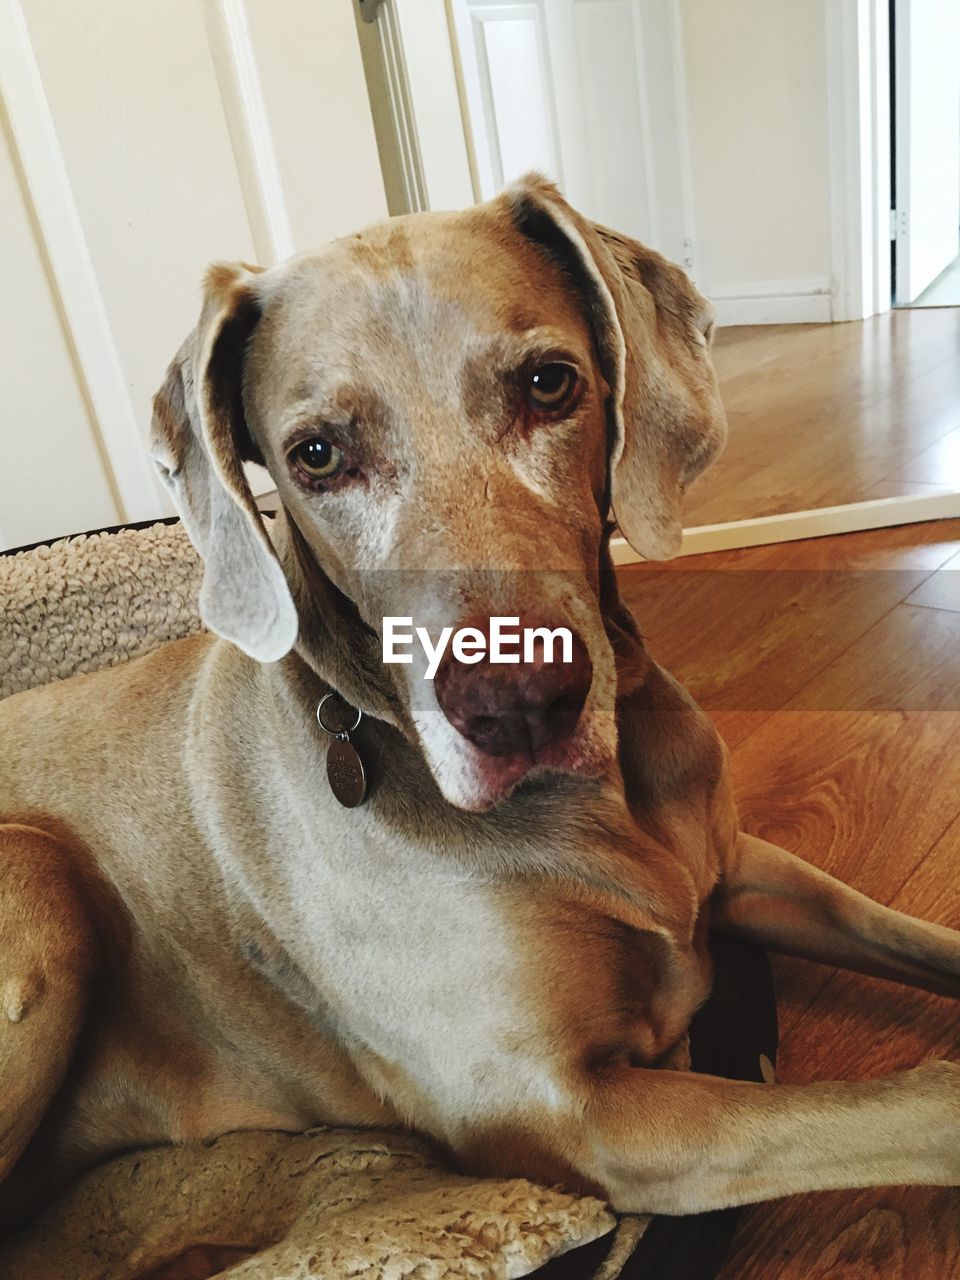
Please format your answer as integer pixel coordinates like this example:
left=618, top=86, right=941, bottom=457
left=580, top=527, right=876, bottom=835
left=503, top=176, right=726, bottom=559
left=149, top=263, right=298, bottom=663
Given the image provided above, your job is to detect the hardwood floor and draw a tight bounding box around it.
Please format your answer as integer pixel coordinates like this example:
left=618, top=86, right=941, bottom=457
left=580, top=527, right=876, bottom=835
left=686, top=310, right=960, bottom=526
left=617, top=518, right=960, bottom=1279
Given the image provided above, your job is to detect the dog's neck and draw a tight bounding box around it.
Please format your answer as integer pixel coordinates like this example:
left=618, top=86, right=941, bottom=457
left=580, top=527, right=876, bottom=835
left=271, top=510, right=407, bottom=731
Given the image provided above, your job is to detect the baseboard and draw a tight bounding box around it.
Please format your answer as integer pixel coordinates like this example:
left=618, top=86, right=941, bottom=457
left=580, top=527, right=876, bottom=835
left=709, top=277, right=833, bottom=326
left=610, top=491, right=960, bottom=564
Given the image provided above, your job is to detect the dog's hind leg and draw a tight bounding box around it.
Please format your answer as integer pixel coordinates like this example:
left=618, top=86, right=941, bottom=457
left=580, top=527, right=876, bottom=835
left=0, top=824, right=98, bottom=1182
left=712, top=832, right=960, bottom=998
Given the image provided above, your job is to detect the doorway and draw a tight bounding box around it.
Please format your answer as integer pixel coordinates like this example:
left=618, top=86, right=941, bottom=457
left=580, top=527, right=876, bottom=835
left=890, top=0, right=960, bottom=308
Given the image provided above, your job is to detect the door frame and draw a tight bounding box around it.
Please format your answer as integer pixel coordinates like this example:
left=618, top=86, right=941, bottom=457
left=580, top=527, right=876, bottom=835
left=826, top=0, right=892, bottom=322
left=359, top=1, right=476, bottom=214
left=887, top=0, right=960, bottom=305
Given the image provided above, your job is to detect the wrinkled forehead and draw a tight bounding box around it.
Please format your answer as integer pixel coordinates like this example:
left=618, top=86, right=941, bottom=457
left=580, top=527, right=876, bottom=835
left=245, top=208, right=593, bottom=411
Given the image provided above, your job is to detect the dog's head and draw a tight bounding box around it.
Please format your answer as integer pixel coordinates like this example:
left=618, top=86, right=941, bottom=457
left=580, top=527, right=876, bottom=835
left=151, top=177, right=725, bottom=810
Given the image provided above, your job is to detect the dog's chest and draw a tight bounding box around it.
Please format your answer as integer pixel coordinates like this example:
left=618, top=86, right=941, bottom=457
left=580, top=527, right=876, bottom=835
left=236, top=826, right=710, bottom=1134
left=263, top=851, right=539, bottom=1070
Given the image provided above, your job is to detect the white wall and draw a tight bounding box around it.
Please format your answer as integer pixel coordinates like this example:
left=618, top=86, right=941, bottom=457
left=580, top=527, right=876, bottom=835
left=0, top=0, right=387, bottom=551
left=0, top=125, right=121, bottom=549
left=679, top=0, right=834, bottom=323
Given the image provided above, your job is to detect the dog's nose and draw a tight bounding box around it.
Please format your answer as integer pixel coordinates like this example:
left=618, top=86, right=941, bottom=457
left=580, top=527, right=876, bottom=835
left=434, top=623, right=593, bottom=758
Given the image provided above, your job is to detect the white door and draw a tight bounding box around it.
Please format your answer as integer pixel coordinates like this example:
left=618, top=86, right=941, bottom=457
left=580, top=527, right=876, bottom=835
left=0, top=0, right=387, bottom=551
left=450, top=0, right=695, bottom=270
left=373, top=0, right=695, bottom=274
left=894, top=0, right=960, bottom=303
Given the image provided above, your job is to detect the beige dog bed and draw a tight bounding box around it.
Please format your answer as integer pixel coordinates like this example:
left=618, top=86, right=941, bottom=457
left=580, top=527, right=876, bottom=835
left=0, top=1128, right=617, bottom=1280
left=0, top=521, right=632, bottom=1280
left=0, top=521, right=204, bottom=700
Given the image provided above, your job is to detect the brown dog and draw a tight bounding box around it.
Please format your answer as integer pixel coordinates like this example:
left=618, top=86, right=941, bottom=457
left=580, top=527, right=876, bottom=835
left=2, top=176, right=960, bottom=1231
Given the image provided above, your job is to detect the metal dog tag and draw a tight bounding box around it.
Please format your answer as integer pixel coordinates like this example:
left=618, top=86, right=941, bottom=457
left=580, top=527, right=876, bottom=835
left=326, top=736, right=367, bottom=808
left=317, top=692, right=368, bottom=808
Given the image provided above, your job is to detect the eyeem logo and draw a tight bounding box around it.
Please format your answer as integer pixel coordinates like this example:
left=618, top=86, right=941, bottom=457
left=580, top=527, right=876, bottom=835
left=383, top=616, right=574, bottom=680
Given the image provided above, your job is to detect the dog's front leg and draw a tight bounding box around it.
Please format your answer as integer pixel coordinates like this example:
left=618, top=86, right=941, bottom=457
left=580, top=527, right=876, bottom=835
left=711, top=833, right=960, bottom=998
left=0, top=824, right=97, bottom=1195
left=583, top=1058, right=960, bottom=1214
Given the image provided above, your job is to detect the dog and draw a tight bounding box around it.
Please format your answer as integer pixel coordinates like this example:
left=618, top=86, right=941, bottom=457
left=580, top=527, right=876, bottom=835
left=2, top=175, right=960, bottom=1236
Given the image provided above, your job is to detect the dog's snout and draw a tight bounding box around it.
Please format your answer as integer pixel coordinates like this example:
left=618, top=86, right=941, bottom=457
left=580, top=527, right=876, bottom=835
left=434, top=622, right=593, bottom=759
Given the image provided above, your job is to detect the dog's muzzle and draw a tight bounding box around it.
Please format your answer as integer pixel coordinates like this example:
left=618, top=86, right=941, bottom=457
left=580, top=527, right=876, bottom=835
left=434, top=620, right=593, bottom=760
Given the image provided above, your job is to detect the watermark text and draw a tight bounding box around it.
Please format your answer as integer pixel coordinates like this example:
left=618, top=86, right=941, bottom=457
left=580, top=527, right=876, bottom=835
left=383, top=616, right=573, bottom=680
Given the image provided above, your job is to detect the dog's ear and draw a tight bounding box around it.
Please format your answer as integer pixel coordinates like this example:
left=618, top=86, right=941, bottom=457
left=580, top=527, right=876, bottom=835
left=503, top=176, right=726, bottom=559
left=150, top=263, right=298, bottom=662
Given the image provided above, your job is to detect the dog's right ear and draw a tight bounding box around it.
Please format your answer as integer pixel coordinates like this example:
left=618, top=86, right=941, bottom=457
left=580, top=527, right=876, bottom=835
left=150, top=263, right=298, bottom=663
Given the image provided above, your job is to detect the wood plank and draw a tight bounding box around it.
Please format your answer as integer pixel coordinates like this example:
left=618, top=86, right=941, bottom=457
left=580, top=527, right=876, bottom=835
left=780, top=603, right=960, bottom=712
left=618, top=520, right=960, bottom=1277
left=863, top=479, right=958, bottom=502
left=727, top=709, right=960, bottom=1019
left=884, top=425, right=960, bottom=488
left=718, top=806, right=960, bottom=1280
left=905, top=550, right=960, bottom=613
left=725, top=598, right=960, bottom=1016
left=688, top=311, right=960, bottom=526
left=618, top=561, right=938, bottom=746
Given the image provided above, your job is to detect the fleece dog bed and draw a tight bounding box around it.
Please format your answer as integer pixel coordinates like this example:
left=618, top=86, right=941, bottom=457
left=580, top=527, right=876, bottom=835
left=0, top=521, right=777, bottom=1279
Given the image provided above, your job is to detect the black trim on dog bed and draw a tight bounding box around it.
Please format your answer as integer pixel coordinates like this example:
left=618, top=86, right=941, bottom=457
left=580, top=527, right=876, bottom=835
left=3, top=507, right=280, bottom=559
left=532, top=934, right=778, bottom=1279
left=2, top=515, right=185, bottom=559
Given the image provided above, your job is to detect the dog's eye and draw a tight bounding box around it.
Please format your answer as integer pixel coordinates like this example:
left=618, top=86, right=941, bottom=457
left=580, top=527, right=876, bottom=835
left=527, top=362, right=579, bottom=413
left=289, top=438, right=345, bottom=482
